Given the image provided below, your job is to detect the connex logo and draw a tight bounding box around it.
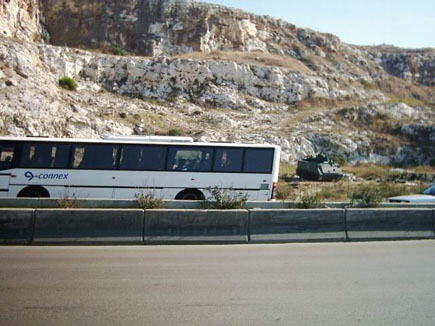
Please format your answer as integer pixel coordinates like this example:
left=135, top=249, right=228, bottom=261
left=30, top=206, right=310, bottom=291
left=24, top=171, right=34, bottom=181
left=25, top=171, right=69, bottom=181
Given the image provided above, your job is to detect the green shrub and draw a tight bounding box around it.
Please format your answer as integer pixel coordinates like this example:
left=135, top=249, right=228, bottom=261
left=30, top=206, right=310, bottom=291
left=112, top=46, right=132, bottom=56
left=360, top=79, right=377, bottom=90
left=295, top=192, right=325, bottom=209
left=203, top=187, right=248, bottom=209
left=331, top=155, right=347, bottom=166
left=167, top=128, right=184, bottom=136
left=58, top=76, right=78, bottom=91
left=135, top=192, right=164, bottom=209
left=351, top=184, right=384, bottom=208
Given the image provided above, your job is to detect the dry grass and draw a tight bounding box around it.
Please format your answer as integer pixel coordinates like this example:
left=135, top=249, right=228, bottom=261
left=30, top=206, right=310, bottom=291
left=377, top=77, right=434, bottom=105
left=174, top=51, right=312, bottom=73
left=343, top=163, right=396, bottom=181
left=135, top=192, right=164, bottom=209
left=277, top=180, right=429, bottom=201
left=317, top=181, right=355, bottom=201
left=378, top=182, right=429, bottom=198
left=344, top=164, right=435, bottom=181
left=291, top=97, right=363, bottom=111
left=386, top=97, right=426, bottom=107
left=276, top=182, right=295, bottom=200
left=279, top=163, right=297, bottom=179
left=103, top=108, right=179, bottom=135
left=56, top=191, right=78, bottom=208
left=412, top=166, right=435, bottom=174
left=282, top=97, right=366, bottom=131
left=276, top=181, right=352, bottom=201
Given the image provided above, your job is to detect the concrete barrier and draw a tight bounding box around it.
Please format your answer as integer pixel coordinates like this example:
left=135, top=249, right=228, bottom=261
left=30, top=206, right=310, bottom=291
left=144, top=209, right=248, bottom=244
left=0, top=209, right=35, bottom=244
left=346, top=209, right=435, bottom=240
left=249, top=209, right=346, bottom=242
left=0, top=198, right=41, bottom=208
left=33, top=209, right=144, bottom=244
left=2, top=207, right=434, bottom=245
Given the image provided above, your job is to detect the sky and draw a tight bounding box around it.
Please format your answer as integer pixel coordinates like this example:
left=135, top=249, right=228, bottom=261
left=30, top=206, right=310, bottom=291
left=206, top=0, right=435, bottom=48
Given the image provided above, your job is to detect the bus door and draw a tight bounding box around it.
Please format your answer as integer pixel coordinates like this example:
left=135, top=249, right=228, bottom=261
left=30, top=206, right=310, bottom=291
left=0, top=142, right=16, bottom=193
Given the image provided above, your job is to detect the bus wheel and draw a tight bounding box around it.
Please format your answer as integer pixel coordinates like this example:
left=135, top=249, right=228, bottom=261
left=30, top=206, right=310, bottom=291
left=17, top=186, right=50, bottom=198
left=175, top=189, right=205, bottom=201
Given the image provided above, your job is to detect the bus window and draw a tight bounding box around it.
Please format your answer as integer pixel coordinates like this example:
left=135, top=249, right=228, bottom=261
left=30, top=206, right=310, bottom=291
left=141, top=146, right=167, bottom=170
left=214, top=148, right=243, bottom=172
left=52, top=145, right=71, bottom=168
left=243, top=149, right=274, bottom=173
left=119, top=146, right=142, bottom=170
left=119, top=146, right=167, bottom=170
left=0, top=142, right=15, bottom=170
left=72, top=144, right=118, bottom=169
left=167, top=147, right=213, bottom=172
left=20, top=143, right=71, bottom=168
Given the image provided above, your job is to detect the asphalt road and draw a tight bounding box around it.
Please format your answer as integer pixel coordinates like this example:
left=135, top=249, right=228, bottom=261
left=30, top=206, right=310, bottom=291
left=1, top=241, right=435, bottom=326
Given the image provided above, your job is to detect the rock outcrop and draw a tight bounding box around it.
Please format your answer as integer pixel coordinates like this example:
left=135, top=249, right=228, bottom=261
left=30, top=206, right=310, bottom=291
left=41, top=0, right=341, bottom=57
left=39, top=0, right=435, bottom=87
left=0, top=0, right=46, bottom=42
left=380, top=51, right=435, bottom=86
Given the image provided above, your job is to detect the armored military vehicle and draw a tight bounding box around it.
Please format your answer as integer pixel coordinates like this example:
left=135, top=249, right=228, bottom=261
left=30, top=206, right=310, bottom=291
left=296, top=153, right=344, bottom=181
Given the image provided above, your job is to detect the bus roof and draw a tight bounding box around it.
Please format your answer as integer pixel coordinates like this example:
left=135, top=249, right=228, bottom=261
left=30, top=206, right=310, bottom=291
left=104, top=135, right=195, bottom=143
left=0, top=136, right=280, bottom=149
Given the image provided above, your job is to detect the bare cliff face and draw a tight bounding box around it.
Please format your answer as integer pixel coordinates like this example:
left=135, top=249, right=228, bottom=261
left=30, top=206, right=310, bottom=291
left=0, top=0, right=434, bottom=165
left=41, top=0, right=341, bottom=56
left=40, top=0, right=435, bottom=86
left=0, top=0, right=46, bottom=41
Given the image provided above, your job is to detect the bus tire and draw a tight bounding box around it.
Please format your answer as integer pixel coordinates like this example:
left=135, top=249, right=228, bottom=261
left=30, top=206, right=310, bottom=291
left=175, top=189, right=205, bottom=201
left=17, top=186, right=50, bottom=198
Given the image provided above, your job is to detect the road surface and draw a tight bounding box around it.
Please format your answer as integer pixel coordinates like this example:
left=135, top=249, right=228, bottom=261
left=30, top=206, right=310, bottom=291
left=1, top=241, right=435, bottom=326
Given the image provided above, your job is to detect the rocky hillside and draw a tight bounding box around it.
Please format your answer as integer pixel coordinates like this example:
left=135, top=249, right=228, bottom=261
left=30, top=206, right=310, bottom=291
left=0, top=0, right=434, bottom=165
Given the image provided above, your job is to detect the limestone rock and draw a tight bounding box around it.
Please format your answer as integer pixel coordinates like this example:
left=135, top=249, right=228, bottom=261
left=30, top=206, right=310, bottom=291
left=0, top=0, right=434, bottom=166
left=0, top=0, right=45, bottom=42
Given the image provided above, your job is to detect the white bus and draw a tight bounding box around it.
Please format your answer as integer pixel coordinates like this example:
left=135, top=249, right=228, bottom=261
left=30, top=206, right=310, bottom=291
left=0, top=136, right=281, bottom=201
